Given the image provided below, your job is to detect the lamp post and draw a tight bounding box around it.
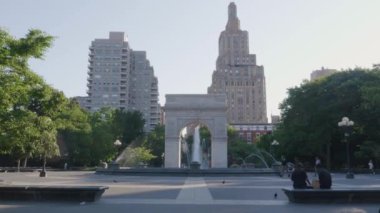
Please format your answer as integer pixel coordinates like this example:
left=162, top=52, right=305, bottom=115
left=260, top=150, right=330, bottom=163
left=271, top=140, right=279, bottom=156
left=338, top=117, right=354, bottom=179
left=114, top=139, right=122, bottom=147
left=109, top=139, right=122, bottom=170
left=114, top=139, right=122, bottom=159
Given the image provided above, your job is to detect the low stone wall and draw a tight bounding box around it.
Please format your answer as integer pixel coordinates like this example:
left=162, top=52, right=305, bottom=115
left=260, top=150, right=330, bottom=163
left=0, top=185, right=108, bottom=202
left=283, top=188, right=380, bottom=203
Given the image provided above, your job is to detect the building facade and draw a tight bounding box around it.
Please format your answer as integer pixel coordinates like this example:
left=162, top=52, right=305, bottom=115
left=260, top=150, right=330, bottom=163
left=208, top=2, right=267, bottom=124
left=129, top=51, right=161, bottom=131
left=76, top=32, right=160, bottom=132
left=230, top=123, right=275, bottom=144
left=310, top=67, right=337, bottom=81
left=86, top=32, right=131, bottom=111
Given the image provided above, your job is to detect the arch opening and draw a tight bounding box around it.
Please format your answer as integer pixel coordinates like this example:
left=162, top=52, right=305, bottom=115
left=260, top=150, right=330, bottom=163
left=179, top=122, right=212, bottom=169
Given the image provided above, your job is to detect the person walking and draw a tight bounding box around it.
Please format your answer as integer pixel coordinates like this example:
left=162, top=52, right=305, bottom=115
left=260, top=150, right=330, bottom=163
left=314, top=156, right=321, bottom=176
left=280, top=155, right=287, bottom=177
left=368, top=160, right=375, bottom=174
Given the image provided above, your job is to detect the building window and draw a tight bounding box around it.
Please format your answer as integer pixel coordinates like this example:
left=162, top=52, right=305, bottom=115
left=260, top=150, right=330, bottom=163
left=247, top=132, right=252, bottom=142
left=239, top=132, right=244, bottom=139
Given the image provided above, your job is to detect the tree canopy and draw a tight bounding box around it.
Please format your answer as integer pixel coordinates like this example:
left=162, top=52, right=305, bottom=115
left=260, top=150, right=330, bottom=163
left=0, top=29, right=89, bottom=168
left=274, top=68, right=380, bottom=169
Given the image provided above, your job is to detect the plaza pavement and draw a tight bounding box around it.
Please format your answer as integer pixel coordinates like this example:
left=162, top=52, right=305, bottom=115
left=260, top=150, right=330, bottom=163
left=0, top=171, right=379, bottom=213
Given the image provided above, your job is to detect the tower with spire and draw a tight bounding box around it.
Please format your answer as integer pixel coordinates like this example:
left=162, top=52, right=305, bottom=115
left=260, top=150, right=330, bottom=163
left=208, top=2, right=267, bottom=124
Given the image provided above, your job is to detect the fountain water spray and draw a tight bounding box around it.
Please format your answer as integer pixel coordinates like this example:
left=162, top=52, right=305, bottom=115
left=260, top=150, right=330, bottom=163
left=191, top=126, right=202, bottom=164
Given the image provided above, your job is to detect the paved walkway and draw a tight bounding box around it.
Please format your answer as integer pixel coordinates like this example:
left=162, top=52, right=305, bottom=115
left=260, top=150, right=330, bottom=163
left=0, top=171, right=379, bottom=212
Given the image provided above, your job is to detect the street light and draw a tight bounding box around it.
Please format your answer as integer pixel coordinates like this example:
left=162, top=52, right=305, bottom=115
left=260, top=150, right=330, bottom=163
left=114, top=139, right=122, bottom=147
left=114, top=139, right=122, bottom=160
left=271, top=140, right=279, bottom=156
left=338, top=117, right=354, bottom=179
left=109, top=139, right=122, bottom=170
left=271, top=140, right=279, bottom=146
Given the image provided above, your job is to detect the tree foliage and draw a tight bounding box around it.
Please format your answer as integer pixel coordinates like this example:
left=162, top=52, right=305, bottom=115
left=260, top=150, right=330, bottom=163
left=275, top=68, right=380, bottom=169
left=0, top=29, right=61, bottom=167
left=63, top=108, right=146, bottom=166
left=112, top=109, right=145, bottom=146
left=143, top=124, right=165, bottom=167
left=0, top=29, right=152, bottom=168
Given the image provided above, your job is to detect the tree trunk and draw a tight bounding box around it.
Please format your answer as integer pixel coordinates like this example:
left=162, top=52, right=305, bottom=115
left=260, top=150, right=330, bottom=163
left=39, top=154, right=47, bottom=177
left=17, top=159, right=21, bottom=172
left=43, top=155, right=47, bottom=171
left=23, top=157, right=28, bottom=168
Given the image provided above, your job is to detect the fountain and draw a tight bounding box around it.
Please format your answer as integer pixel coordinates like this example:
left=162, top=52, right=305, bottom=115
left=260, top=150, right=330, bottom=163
left=97, top=126, right=280, bottom=176
left=189, top=126, right=202, bottom=169
left=233, top=149, right=280, bottom=169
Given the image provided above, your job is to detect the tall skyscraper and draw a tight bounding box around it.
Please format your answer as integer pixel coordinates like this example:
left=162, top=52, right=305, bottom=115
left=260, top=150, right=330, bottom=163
left=86, top=32, right=131, bottom=111
left=208, top=2, right=267, bottom=123
left=77, top=32, right=160, bottom=132
left=129, top=51, right=161, bottom=131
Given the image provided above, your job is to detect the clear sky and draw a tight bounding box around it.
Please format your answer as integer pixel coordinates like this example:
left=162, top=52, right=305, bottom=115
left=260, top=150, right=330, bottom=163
left=2, top=0, right=380, bottom=118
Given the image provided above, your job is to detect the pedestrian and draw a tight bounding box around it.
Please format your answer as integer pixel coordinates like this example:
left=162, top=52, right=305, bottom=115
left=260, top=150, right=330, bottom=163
left=291, top=163, right=312, bottom=189
left=314, top=156, right=321, bottom=176
left=64, top=162, right=68, bottom=170
left=315, top=164, right=332, bottom=189
left=280, top=155, right=287, bottom=177
left=369, top=160, right=375, bottom=174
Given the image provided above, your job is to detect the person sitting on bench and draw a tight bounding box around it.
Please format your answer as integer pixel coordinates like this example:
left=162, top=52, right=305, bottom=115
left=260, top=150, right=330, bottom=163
left=315, top=164, right=332, bottom=189
left=291, top=163, right=312, bottom=189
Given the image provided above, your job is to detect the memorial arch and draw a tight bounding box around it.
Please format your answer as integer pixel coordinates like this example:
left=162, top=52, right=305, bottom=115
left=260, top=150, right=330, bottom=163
left=164, top=94, right=228, bottom=168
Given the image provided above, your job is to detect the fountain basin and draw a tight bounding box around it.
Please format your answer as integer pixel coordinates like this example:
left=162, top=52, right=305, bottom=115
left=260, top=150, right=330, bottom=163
left=96, top=167, right=279, bottom=176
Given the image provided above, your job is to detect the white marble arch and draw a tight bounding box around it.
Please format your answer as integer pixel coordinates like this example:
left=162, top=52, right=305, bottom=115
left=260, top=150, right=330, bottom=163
left=164, top=94, right=227, bottom=168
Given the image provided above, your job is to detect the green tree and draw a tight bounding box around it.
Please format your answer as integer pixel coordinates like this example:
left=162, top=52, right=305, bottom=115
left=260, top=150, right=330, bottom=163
left=227, top=126, right=255, bottom=166
left=143, top=124, right=165, bottom=167
left=63, top=108, right=147, bottom=167
left=112, top=109, right=145, bottom=146
left=35, top=116, right=59, bottom=173
left=199, top=126, right=211, bottom=151
left=63, top=108, right=116, bottom=166
left=256, top=134, right=275, bottom=155
left=275, top=68, right=380, bottom=169
left=0, top=29, right=62, bottom=168
left=0, top=29, right=53, bottom=70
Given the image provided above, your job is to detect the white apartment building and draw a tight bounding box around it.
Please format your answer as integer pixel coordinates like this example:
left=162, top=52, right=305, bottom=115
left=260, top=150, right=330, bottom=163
left=75, top=32, right=160, bottom=132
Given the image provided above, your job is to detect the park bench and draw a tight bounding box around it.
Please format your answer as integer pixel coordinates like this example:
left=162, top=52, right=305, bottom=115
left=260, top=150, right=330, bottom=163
left=283, top=188, right=380, bottom=203
left=0, top=185, right=108, bottom=202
